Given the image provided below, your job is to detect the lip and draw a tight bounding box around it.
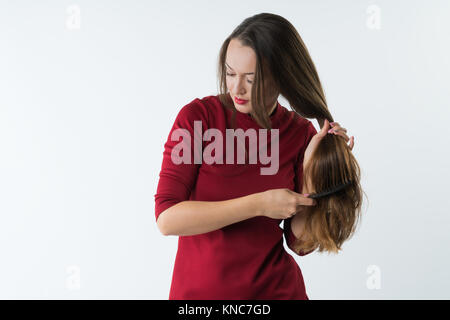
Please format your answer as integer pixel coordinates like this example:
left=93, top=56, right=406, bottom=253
left=234, top=96, right=248, bottom=104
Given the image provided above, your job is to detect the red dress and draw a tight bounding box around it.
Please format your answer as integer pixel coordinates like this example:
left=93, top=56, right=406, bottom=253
left=154, top=94, right=317, bottom=300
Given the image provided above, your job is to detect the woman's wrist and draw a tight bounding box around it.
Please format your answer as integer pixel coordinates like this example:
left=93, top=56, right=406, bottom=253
left=251, top=191, right=267, bottom=217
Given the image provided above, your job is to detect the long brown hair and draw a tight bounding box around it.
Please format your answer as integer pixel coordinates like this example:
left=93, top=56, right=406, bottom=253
left=298, top=136, right=364, bottom=254
left=216, top=12, right=365, bottom=254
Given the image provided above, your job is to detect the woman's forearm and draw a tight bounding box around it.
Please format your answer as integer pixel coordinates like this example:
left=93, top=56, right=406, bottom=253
left=158, top=193, right=264, bottom=236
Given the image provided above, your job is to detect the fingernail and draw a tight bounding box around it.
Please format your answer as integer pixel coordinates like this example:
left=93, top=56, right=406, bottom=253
left=330, top=122, right=335, bottom=126
left=303, top=193, right=310, bottom=197
left=328, top=129, right=333, bottom=133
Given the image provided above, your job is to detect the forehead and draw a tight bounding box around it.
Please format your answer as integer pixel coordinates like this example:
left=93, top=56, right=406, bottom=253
left=225, top=39, right=256, bottom=72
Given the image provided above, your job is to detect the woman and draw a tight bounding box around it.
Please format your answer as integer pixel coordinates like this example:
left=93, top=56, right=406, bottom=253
left=154, top=13, right=361, bottom=300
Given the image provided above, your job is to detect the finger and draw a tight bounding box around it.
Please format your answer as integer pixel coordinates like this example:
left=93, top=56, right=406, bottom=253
left=326, top=120, right=340, bottom=137
left=349, top=136, right=354, bottom=150
left=333, top=126, right=347, bottom=133
left=330, top=121, right=348, bottom=134
left=315, top=119, right=331, bottom=141
left=298, top=194, right=317, bottom=206
left=328, top=127, right=346, bottom=136
left=330, top=125, right=347, bottom=133
left=332, top=130, right=350, bottom=142
left=320, top=119, right=331, bottom=137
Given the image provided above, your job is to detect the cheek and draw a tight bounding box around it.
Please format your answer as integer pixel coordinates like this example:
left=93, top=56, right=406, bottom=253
left=226, top=78, right=233, bottom=90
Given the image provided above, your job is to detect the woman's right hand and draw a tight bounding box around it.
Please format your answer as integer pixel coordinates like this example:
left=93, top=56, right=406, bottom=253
left=257, top=188, right=317, bottom=220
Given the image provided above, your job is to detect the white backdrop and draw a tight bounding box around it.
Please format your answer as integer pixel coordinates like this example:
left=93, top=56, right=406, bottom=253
left=1, top=0, right=449, bottom=299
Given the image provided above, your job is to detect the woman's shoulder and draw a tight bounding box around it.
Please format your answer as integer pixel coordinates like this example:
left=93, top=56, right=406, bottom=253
left=177, top=94, right=222, bottom=119
left=172, top=94, right=228, bottom=133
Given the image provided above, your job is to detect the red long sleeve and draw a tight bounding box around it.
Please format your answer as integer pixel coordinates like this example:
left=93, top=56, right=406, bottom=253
left=154, top=94, right=317, bottom=299
left=154, top=99, right=209, bottom=222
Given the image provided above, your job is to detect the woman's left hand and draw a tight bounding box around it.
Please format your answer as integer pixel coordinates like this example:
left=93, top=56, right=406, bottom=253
left=303, top=119, right=355, bottom=170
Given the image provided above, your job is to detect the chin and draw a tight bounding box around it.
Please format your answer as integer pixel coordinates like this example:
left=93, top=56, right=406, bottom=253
left=234, top=103, right=252, bottom=114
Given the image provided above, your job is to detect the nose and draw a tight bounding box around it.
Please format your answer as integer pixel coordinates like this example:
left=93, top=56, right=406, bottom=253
left=231, top=77, right=247, bottom=96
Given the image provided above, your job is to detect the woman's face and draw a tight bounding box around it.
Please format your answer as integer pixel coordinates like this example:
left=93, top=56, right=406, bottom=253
left=225, top=38, right=278, bottom=116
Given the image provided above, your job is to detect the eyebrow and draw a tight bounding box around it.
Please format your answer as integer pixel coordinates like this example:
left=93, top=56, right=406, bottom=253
left=225, top=62, right=254, bottom=75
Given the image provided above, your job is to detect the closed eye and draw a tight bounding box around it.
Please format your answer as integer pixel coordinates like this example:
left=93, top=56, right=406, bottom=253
left=226, top=72, right=253, bottom=84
